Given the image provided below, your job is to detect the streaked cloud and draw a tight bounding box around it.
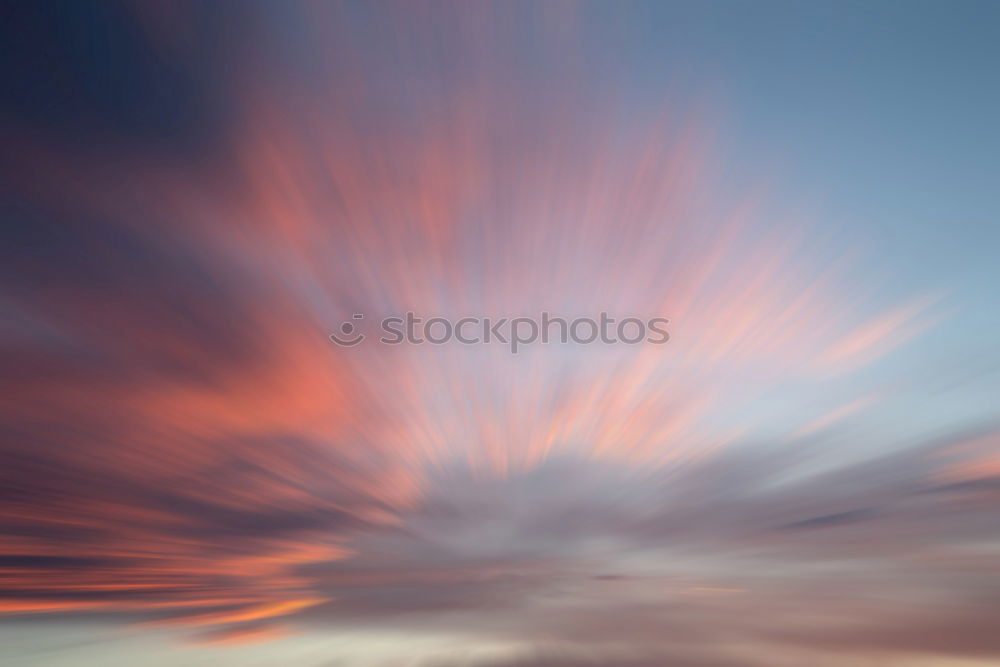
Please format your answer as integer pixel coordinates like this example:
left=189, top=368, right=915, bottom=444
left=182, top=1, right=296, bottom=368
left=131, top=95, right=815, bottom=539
left=1, top=2, right=997, bottom=666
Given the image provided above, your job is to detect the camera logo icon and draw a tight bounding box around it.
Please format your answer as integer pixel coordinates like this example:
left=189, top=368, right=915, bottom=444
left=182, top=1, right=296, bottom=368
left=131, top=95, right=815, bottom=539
left=329, top=314, right=366, bottom=347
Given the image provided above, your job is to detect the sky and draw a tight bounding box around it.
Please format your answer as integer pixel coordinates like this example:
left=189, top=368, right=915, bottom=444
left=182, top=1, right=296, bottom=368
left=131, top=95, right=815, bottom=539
left=1, top=1, right=999, bottom=665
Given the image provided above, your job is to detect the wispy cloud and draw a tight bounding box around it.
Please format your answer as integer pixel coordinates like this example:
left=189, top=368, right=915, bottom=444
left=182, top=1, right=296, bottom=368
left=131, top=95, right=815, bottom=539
left=1, top=2, right=997, bottom=665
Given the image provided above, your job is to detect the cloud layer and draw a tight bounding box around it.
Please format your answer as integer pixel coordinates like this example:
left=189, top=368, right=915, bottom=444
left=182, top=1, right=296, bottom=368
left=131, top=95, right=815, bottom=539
left=1, top=2, right=998, bottom=666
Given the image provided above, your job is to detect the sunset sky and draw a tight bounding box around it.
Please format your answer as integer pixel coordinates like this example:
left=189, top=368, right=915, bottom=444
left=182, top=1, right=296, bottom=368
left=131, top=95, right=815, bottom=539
left=2, top=2, right=999, bottom=666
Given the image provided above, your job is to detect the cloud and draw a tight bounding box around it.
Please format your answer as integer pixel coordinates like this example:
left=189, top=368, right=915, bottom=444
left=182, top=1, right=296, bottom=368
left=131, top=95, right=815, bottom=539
left=2, top=3, right=996, bottom=665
